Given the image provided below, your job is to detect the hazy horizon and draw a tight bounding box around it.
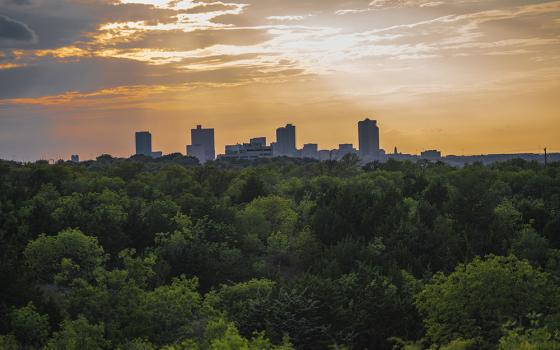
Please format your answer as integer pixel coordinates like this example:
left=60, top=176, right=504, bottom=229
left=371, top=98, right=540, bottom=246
left=1, top=0, right=559, bottom=160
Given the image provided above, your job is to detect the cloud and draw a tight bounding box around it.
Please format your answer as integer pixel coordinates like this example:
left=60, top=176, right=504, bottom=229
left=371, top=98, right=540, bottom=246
left=369, top=0, right=444, bottom=8
left=0, top=15, right=37, bottom=47
left=181, top=2, right=242, bottom=14
left=0, top=0, right=34, bottom=5
left=266, top=15, right=312, bottom=21
left=0, top=54, right=306, bottom=99
left=336, top=0, right=446, bottom=14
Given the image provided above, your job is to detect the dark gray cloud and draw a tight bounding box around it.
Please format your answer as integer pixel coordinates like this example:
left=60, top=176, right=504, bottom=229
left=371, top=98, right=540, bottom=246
left=0, top=0, right=178, bottom=49
left=0, top=56, right=304, bottom=99
left=0, top=14, right=37, bottom=47
left=0, top=0, right=34, bottom=5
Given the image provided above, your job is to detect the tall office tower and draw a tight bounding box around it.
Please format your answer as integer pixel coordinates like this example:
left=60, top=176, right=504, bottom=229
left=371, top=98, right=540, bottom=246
left=135, top=131, right=152, bottom=156
left=275, top=123, right=296, bottom=157
left=358, top=118, right=380, bottom=159
left=187, top=125, right=215, bottom=163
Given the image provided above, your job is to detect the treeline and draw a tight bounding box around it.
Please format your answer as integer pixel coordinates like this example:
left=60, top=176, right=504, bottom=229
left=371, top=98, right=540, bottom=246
left=0, top=154, right=559, bottom=349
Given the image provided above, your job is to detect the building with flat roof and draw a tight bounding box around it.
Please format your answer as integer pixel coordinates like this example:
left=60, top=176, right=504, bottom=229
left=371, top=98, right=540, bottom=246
left=151, top=151, right=163, bottom=159
left=337, top=144, right=357, bottom=160
left=219, top=137, right=273, bottom=161
left=421, top=150, right=442, bottom=161
left=275, top=124, right=296, bottom=157
left=135, top=131, right=152, bottom=156
left=301, top=143, right=319, bottom=159
left=187, top=125, right=215, bottom=163
left=358, top=118, right=380, bottom=160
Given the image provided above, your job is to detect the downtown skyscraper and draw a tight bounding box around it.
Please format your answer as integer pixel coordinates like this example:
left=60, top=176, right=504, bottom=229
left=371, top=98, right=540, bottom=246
left=187, top=125, right=215, bottom=163
left=275, top=124, right=297, bottom=157
left=358, top=119, right=380, bottom=159
left=135, top=131, right=152, bottom=156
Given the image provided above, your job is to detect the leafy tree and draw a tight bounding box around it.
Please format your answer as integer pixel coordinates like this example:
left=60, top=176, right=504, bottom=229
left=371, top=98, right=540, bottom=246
left=205, top=279, right=276, bottom=337
left=511, top=226, right=550, bottom=267
left=416, top=255, right=560, bottom=349
left=138, top=276, right=203, bottom=345
left=46, top=316, right=109, bottom=350
left=24, top=229, right=106, bottom=284
left=10, top=302, right=49, bottom=348
left=1, top=157, right=560, bottom=350
left=498, top=324, right=560, bottom=350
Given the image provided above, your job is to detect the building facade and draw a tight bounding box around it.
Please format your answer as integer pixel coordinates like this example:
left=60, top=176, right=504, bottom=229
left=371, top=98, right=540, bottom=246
left=358, top=118, right=380, bottom=160
left=301, top=143, right=319, bottom=159
left=135, top=131, right=152, bottom=156
left=421, top=150, right=442, bottom=161
left=275, top=124, right=296, bottom=157
left=187, top=125, right=215, bottom=163
left=219, top=137, right=273, bottom=160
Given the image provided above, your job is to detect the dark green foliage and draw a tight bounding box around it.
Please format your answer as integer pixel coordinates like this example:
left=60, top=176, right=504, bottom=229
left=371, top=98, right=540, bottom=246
left=416, top=255, right=560, bottom=349
left=0, top=157, right=559, bottom=349
left=45, top=316, right=109, bottom=350
left=10, top=303, right=50, bottom=348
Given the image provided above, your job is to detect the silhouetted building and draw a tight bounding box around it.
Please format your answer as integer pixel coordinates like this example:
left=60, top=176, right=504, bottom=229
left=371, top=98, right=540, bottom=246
left=135, top=131, right=152, bottom=156
left=250, top=137, right=266, bottom=147
left=71, top=154, right=79, bottom=163
left=358, top=118, right=380, bottom=160
left=187, top=125, right=215, bottom=163
left=301, top=143, right=319, bottom=159
left=219, top=137, right=272, bottom=160
left=337, top=144, right=357, bottom=159
left=318, top=150, right=332, bottom=161
left=421, top=150, right=442, bottom=161
left=151, top=151, right=163, bottom=159
left=275, top=124, right=296, bottom=157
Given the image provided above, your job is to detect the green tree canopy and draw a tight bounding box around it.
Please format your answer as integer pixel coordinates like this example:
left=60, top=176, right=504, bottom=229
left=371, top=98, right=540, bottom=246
left=416, top=255, right=560, bottom=349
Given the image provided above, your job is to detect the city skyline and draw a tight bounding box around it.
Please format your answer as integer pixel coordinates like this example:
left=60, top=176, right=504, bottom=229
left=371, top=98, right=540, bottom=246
left=0, top=0, right=559, bottom=160
left=2, top=117, right=558, bottom=162
left=116, top=119, right=555, bottom=166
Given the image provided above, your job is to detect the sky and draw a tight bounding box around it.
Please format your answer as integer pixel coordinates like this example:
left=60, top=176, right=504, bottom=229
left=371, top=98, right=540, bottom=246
left=0, top=0, right=559, bottom=160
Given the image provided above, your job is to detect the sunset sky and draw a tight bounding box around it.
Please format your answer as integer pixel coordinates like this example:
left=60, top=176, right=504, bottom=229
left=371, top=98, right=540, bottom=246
left=0, top=0, right=559, bottom=160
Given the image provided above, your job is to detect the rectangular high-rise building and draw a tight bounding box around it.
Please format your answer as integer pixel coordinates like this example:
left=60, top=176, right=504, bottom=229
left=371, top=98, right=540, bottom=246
left=358, top=118, right=380, bottom=159
left=187, top=125, right=215, bottom=163
left=275, top=123, right=296, bottom=157
left=135, top=131, right=152, bottom=156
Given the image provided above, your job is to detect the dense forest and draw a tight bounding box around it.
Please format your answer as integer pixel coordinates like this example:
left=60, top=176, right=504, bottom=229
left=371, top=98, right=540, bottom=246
left=1, top=154, right=559, bottom=349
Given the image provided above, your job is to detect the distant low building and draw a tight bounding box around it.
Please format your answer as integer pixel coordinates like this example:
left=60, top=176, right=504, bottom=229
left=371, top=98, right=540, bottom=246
left=388, top=147, right=418, bottom=161
left=151, top=151, right=163, bottom=159
left=301, top=143, right=319, bottom=159
left=219, top=137, right=273, bottom=160
left=318, top=150, right=332, bottom=161
left=421, top=150, right=442, bottom=161
left=337, top=144, right=357, bottom=160
left=250, top=137, right=266, bottom=147
left=71, top=154, right=79, bottom=163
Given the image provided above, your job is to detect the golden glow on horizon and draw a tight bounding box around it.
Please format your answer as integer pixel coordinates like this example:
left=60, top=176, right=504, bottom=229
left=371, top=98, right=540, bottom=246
left=0, top=0, right=559, bottom=160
